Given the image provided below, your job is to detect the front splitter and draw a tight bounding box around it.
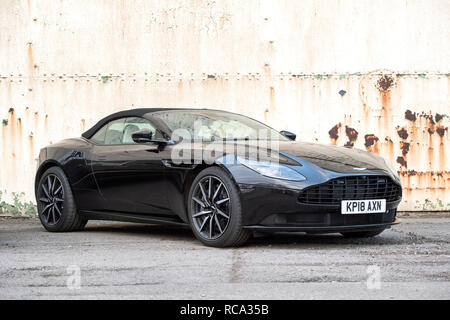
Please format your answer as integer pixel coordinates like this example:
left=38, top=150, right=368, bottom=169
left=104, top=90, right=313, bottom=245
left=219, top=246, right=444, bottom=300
left=244, top=218, right=401, bottom=233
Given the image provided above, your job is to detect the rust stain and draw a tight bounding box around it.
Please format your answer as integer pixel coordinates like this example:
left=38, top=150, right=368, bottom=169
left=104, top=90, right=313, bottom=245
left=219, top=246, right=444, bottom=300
left=378, top=78, right=393, bottom=138
left=398, top=169, right=448, bottom=210
left=344, top=125, right=358, bottom=147
left=428, top=144, right=434, bottom=170
left=397, top=127, right=409, bottom=140
left=8, top=108, right=15, bottom=133
left=424, top=112, right=435, bottom=125
left=427, top=118, right=434, bottom=170
left=401, top=170, right=418, bottom=176
left=380, top=90, right=391, bottom=109
left=364, top=134, right=379, bottom=147
left=25, top=107, right=31, bottom=125
left=384, top=136, right=394, bottom=163
left=399, top=170, right=449, bottom=182
left=27, top=43, right=34, bottom=85
left=33, top=112, right=39, bottom=131
left=81, top=119, right=86, bottom=131
left=436, top=126, right=447, bottom=137
left=328, top=123, right=341, bottom=145
left=376, top=74, right=394, bottom=92
left=7, top=108, right=15, bottom=160
left=359, top=82, right=370, bottom=125
left=359, top=81, right=369, bottom=113
left=400, top=141, right=410, bottom=155
left=27, top=43, right=33, bottom=68
left=400, top=110, right=449, bottom=184
left=397, top=156, right=407, bottom=168
left=17, top=117, right=23, bottom=141
left=404, top=175, right=412, bottom=199
left=44, top=114, right=49, bottom=136
left=263, top=63, right=271, bottom=77
left=269, top=86, right=275, bottom=113
left=29, top=134, right=34, bottom=162
left=364, top=134, right=379, bottom=153
left=439, top=137, right=445, bottom=175
left=405, top=110, right=417, bottom=122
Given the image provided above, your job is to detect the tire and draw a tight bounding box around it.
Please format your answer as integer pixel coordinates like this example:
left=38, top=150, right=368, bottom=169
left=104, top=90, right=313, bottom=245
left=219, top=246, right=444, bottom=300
left=340, top=229, right=385, bottom=238
left=187, top=167, right=250, bottom=247
left=36, top=166, right=87, bottom=232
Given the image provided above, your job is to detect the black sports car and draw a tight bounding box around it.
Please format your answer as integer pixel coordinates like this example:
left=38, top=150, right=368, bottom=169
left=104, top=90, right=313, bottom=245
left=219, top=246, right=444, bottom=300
left=35, top=108, right=401, bottom=247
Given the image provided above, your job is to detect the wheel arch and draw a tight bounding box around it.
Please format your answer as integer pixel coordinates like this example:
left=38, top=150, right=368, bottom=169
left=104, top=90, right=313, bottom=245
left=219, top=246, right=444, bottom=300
left=34, top=160, right=67, bottom=196
left=172, top=161, right=239, bottom=223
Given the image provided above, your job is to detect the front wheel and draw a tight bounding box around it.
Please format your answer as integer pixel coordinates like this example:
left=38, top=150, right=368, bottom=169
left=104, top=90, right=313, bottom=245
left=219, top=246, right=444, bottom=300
left=36, top=166, right=87, bottom=232
left=340, top=229, right=385, bottom=238
left=188, top=167, right=250, bottom=247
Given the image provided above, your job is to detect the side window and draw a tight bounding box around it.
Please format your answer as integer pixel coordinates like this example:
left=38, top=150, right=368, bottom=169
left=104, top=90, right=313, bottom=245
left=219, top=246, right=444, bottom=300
left=104, top=118, right=126, bottom=144
left=91, top=123, right=108, bottom=144
left=122, top=117, right=156, bottom=144
left=90, top=117, right=155, bottom=145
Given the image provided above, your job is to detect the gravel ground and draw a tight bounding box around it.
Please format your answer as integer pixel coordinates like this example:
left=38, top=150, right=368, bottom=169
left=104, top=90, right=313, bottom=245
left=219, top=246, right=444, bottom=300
left=0, top=216, right=449, bottom=299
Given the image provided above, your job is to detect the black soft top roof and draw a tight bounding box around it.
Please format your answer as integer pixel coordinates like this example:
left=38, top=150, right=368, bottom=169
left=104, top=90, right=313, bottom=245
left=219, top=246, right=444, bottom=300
left=81, top=107, right=196, bottom=139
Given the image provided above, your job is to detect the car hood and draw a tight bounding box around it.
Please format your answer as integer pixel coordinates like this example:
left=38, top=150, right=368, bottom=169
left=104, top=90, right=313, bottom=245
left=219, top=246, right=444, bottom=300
left=275, top=141, right=387, bottom=173
left=182, top=140, right=390, bottom=174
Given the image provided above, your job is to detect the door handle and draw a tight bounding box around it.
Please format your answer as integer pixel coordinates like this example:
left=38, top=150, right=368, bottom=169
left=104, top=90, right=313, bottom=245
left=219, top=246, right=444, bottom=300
left=162, top=160, right=195, bottom=169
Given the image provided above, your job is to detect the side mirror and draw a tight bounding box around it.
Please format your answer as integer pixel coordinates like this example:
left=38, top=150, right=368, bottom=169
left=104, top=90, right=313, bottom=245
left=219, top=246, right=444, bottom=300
left=132, top=129, right=153, bottom=143
left=280, top=130, right=296, bottom=141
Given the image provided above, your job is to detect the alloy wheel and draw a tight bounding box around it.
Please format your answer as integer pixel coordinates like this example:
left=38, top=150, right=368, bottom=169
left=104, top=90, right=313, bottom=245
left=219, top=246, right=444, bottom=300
left=39, top=174, right=64, bottom=225
left=191, top=175, right=231, bottom=240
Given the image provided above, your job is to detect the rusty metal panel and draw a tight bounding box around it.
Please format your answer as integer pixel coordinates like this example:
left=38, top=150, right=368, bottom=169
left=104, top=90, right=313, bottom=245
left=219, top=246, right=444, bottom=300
left=0, top=0, right=449, bottom=211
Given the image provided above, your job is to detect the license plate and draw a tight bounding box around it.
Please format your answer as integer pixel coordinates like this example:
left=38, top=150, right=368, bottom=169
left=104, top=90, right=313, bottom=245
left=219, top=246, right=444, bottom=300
left=341, top=199, right=386, bottom=214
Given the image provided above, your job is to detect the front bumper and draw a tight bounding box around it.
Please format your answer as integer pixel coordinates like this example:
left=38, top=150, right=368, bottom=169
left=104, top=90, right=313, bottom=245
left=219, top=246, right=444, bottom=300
left=239, top=184, right=401, bottom=232
left=245, top=218, right=401, bottom=233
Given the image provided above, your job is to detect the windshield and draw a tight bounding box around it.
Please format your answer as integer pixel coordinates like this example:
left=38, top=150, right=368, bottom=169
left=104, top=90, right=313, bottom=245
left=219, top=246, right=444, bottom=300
left=150, top=110, right=289, bottom=141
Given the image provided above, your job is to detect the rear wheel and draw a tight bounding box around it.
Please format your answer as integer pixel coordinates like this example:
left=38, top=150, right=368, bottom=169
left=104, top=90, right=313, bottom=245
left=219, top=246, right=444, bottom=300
left=188, top=167, right=250, bottom=247
left=340, top=229, right=385, bottom=238
left=37, top=166, right=87, bottom=232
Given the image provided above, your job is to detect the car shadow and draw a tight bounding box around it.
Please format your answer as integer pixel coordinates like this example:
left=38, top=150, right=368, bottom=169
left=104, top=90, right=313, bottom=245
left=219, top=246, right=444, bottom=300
left=247, top=231, right=409, bottom=247
left=83, top=221, right=410, bottom=247
left=84, top=222, right=194, bottom=241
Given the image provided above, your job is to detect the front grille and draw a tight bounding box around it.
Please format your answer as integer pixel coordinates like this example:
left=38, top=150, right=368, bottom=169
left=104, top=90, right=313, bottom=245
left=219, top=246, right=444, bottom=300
left=298, top=175, right=402, bottom=205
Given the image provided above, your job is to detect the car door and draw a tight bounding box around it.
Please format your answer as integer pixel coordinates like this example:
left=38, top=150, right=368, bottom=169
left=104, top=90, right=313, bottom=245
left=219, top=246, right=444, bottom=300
left=90, top=117, right=171, bottom=215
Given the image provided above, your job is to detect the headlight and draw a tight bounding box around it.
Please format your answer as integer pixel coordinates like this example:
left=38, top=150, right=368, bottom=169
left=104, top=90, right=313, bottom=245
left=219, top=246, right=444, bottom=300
left=384, top=159, right=399, bottom=180
left=239, top=158, right=306, bottom=181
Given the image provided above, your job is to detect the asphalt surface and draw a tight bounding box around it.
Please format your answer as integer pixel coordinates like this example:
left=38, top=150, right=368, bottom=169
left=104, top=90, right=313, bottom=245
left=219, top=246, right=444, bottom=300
left=0, top=216, right=449, bottom=299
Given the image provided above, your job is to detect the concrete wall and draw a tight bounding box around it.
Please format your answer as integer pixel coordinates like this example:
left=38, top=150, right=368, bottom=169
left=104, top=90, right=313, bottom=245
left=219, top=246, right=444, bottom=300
left=1, top=0, right=449, bottom=211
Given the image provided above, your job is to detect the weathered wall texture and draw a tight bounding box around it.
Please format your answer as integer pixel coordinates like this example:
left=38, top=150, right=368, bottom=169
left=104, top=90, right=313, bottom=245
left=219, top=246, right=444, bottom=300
left=0, top=0, right=449, bottom=211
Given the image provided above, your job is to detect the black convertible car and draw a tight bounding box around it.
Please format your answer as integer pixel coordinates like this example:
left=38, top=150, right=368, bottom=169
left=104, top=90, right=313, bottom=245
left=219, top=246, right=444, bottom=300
left=35, top=108, right=401, bottom=247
